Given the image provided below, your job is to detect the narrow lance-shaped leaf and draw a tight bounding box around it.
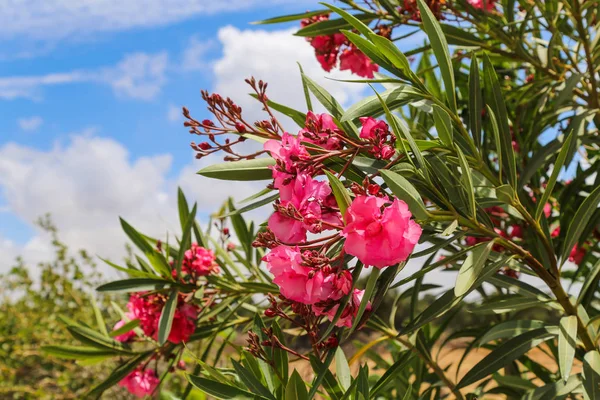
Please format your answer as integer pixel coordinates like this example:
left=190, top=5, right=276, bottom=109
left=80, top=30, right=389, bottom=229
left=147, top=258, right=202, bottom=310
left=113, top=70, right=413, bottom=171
left=558, top=316, right=578, bottom=382
left=432, top=104, right=453, bottom=146
left=286, top=370, right=309, bottom=400
left=583, top=350, right=600, bottom=400
left=560, top=185, right=600, bottom=265
left=535, top=129, right=574, bottom=220
left=335, top=347, right=352, bottom=391
left=456, top=328, right=557, bottom=389
left=456, top=146, right=476, bottom=218
left=325, top=171, right=352, bottom=221
left=380, top=170, right=429, bottom=220
left=157, top=288, right=178, bottom=345
left=197, top=158, right=275, bottom=181
left=454, top=241, right=494, bottom=297
left=417, top=0, right=456, bottom=112
left=483, top=53, right=517, bottom=187
left=469, top=53, right=482, bottom=146
left=175, top=203, right=197, bottom=278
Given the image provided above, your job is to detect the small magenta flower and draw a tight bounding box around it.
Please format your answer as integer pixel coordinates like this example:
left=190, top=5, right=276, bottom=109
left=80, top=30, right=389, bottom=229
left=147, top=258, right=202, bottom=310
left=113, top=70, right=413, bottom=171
left=119, top=368, right=159, bottom=398
left=340, top=46, right=379, bottom=78
left=342, top=195, right=422, bottom=268
left=468, top=0, right=496, bottom=11
left=182, top=243, right=219, bottom=276
left=359, top=117, right=396, bottom=160
left=300, top=112, right=342, bottom=150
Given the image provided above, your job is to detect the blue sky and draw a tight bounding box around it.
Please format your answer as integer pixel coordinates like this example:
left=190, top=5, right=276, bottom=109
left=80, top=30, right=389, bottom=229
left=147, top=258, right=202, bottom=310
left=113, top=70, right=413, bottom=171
left=0, top=0, right=379, bottom=272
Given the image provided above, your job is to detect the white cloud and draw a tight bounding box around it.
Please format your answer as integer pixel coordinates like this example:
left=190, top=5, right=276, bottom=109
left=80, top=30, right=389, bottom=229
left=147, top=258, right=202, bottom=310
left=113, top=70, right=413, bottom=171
left=17, top=116, right=44, bottom=132
left=0, top=0, right=313, bottom=40
left=212, top=26, right=367, bottom=128
left=0, top=132, right=266, bottom=274
left=105, top=52, right=169, bottom=100
left=167, top=104, right=182, bottom=122
left=0, top=52, right=169, bottom=101
left=181, top=37, right=214, bottom=72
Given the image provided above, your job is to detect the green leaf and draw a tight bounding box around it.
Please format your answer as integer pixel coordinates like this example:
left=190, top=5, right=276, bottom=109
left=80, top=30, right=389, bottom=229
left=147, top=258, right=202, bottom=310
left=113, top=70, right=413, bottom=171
left=454, top=241, right=494, bottom=296
left=561, top=184, right=600, bottom=265
left=109, top=319, right=140, bottom=338
left=158, top=288, right=178, bottom=345
left=349, top=268, right=380, bottom=334
left=335, top=348, right=351, bottom=391
left=250, top=93, right=307, bottom=127
left=380, top=170, right=429, bottom=220
left=432, top=104, right=453, bottom=146
left=88, top=352, right=152, bottom=398
left=323, top=3, right=372, bottom=38
left=177, top=187, right=190, bottom=230
left=308, top=349, right=336, bottom=399
left=198, top=158, right=275, bottom=181
left=119, top=218, right=171, bottom=277
left=468, top=53, right=482, bottom=146
left=188, top=375, right=255, bottom=399
left=456, top=146, right=476, bottom=218
left=89, top=294, right=108, bottom=337
left=325, top=171, right=352, bottom=221
left=286, top=370, right=309, bottom=400
left=175, top=203, right=197, bottom=277
left=479, top=320, right=548, bottom=345
left=96, top=278, right=175, bottom=293
left=535, top=129, right=574, bottom=220
left=301, top=73, right=358, bottom=138
left=232, top=360, right=276, bottom=400
left=368, top=34, right=427, bottom=90
left=584, top=350, right=600, bottom=400
left=371, top=351, right=415, bottom=396
left=342, top=85, right=426, bottom=122
left=295, top=13, right=374, bottom=37
left=559, top=316, right=578, bottom=382
left=483, top=53, right=517, bottom=186
left=456, top=328, right=556, bottom=389
left=253, top=10, right=329, bottom=25
left=417, top=0, right=456, bottom=112
left=578, top=259, right=600, bottom=306
left=42, top=345, right=119, bottom=360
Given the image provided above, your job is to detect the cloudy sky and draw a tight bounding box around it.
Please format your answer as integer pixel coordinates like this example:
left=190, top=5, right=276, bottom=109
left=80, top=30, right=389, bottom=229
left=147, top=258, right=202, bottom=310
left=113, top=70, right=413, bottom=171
left=0, top=0, right=385, bottom=274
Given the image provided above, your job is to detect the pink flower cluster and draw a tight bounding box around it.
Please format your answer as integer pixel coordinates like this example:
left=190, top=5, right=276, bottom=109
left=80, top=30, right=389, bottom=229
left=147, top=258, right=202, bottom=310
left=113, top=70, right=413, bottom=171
left=263, top=245, right=368, bottom=327
left=301, top=13, right=378, bottom=78
left=262, top=112, right=422, bottom=326
left=182, top=243, right=219, bottom=276
left=119, top=368, right=159, bottom=398
left=263, top=246, right=351, bottom=304
left=112, top=293, right=199, bottom=344
left=360, top=117, right=396, bottom=160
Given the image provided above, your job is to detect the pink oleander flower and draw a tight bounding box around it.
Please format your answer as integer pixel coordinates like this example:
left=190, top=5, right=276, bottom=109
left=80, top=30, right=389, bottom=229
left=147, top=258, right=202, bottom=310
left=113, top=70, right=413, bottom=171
left=119, top=368, right=159, bottom=398
left=182, top=243, right=219, bottom=276
left=264, top=132, right=311, bottom=189
left=342, top=195, right=422, bottom=268
left=300, top=112, right=342, bottom=150
left=112, top=320, right=136, bottom=342
left=168, top=303, right=198, bottom=343
left=313, top=289, right=370, bottom=328
left=263, top=245, right=347, bottom=304
left=468, top=0, right=495, bottom=11
left=125, top=293, right=198, bottom=344
left=569, top=244, right=587, bottom=265
left=268, top=173, right=342, bottom=243
left=543, top=203, right=552, bottom=218
left=508, top=225, right=523, bottom=239
left=359, top=117, right=396, bottom=160
left=340, top=47, right=379, bottom=78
